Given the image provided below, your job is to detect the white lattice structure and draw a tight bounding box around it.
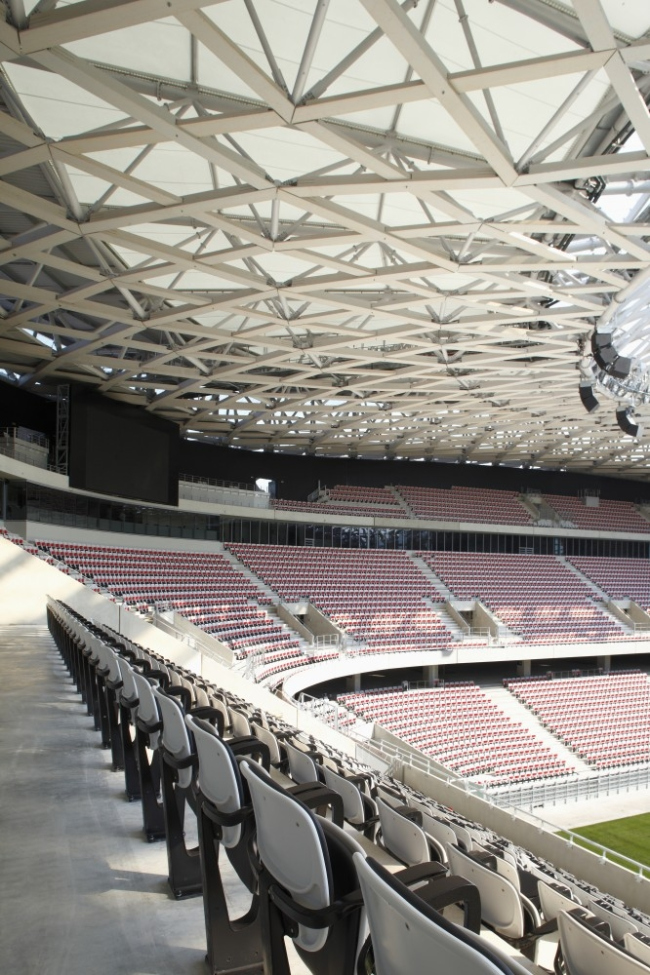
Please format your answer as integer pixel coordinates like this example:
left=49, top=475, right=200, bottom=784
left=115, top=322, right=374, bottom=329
left=0, top=3, right=649, bottom=474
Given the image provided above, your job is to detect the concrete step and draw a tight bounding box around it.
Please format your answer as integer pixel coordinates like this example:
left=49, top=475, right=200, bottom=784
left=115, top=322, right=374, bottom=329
left=408, top=552, right=453, bottom=598
left=221, top=546, right=279, bottom=602
left=264, top=603, right=312, bottom=653
left=559, top=556, right=608, bottom=598
left=482, top=685, right=591, bottom=773
left=388, top=485, right=414, bottom=514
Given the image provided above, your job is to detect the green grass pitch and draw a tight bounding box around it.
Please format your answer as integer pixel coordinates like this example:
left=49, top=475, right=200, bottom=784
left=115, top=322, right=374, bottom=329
left=560, top=813, right=650, bottom=871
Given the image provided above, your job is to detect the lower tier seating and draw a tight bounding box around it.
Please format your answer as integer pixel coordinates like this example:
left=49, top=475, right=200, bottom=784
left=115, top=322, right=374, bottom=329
left=569, top=556, right=650, bottom=612
left=338, top=684, right=573, bottom=786
left=226, top=544, right=457, bottom=654
left=507, top=672, right=650, bottom=769
left=38, top=540, right=303, bottom=663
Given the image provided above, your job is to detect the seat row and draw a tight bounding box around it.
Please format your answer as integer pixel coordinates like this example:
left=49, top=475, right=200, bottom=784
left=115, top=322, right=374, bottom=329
left=47, top=599, right=650, bottom=975
left=508, top=673, right=650, bottom=770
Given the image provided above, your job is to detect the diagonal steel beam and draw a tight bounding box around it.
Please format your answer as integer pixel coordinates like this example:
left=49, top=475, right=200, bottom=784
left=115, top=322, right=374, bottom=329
left=359, top=0, right=517, bottom=184
left=34, top=48, right=272, bottom=189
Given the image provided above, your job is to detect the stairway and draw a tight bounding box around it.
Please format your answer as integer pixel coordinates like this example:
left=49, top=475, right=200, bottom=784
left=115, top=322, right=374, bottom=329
left=408, top=552, right=453, bottom=598
left=558, top=556, right=608, bottom=598
left=482, top=684, right=591, bottom=773
left=389, top=485, right=415, bottom=516
left=559, top=557, right=639, bottom=637
left=218, top=542, right=280, bottom=604
left=264, top=603, right=314, bottom=656
left=436, top=601, right=473, bottom=642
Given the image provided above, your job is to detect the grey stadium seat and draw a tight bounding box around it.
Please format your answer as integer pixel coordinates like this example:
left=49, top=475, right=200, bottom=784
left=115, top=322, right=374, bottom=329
left=559, top=909, right=650, bottom=975
left=353, top=853, right=531, bottom=975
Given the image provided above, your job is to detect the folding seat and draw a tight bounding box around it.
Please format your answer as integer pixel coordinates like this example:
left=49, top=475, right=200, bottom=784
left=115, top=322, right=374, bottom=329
left=321, top=766, right=379, bottom=840
left=125, top=666, right=167, bottom=841
left=624, top=932, right=650, bottom=967
left=239, top=758, right=370, bottom=975
left=150, top=684, right=209, bottom=899
left=93, top=637, right=126, bottom=771
left=446, top=844, right=548, bottom=961
left=558, top=909, right=649, bottom=975
left=587, top=899, right=639, bottom=940
left=376, top=798, right=450, bottom=869
left=77, top=632, right=104, bottom=730
left=186, top=712, right=269, bottom=975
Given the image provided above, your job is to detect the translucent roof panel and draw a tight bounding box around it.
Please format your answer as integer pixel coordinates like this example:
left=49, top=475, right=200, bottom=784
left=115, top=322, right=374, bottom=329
left=0, top=0, right=649, bottom=475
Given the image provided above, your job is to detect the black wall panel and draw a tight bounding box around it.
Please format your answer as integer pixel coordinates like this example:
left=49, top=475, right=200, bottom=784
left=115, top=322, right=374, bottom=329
left=0, top=380, right=56, bottom=439
left=2, top=380, right=649, bottom=507
left=70, top=391, right=179, bottom=505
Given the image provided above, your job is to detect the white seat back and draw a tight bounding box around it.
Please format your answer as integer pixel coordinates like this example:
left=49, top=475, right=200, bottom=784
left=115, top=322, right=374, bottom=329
left=559, top=910, right=650, bottom=975
left=417, top=808, right=457, bottom=863
left=446, top=843, right=525, bottom=939
left=241, top=759, right=332, bottom=953
left=95, top=640, right=122, bottom=684
left=229, top=708, right=251, bottom=738
left=624, top=932, right=650, bottom=967
left=538, top=879, right=578, bottom=920
left=354, top=853, right=530, bottom=975
left=285, top=741, right=319, bottom=784
left=376, top=797, right=430, bottom=866
left=449, top=822, right=475, bottom=852
left=494, top=856, right=521, bottom=892
left=85, top=635, right=102, bottom=664
left=416, top=804, right=458, bottom=859
left=587, top=900, right=638, bottom=940
left=186, top=713, right=243, bottom=849
left=323, top=766, right=366, bottom=826
left=119, top=657, right=139, bottom=706
left=132, top=671, right=161, bottom=747
left=251, top=723, right=282, bottom=765
left=152, top=688, right=194, bottom=789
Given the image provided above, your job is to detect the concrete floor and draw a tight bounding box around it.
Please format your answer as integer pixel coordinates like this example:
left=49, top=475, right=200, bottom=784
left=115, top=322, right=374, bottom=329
left=0, top=625, right=316, bottom=975
left=538, top=788, right=650, bottom=831
left=0, top=625, right=210, bottom=974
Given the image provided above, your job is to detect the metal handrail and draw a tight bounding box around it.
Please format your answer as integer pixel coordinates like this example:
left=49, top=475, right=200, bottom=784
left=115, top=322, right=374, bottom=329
left=355, top=734, right=650, bottom=878
left=179, top=473, right=260, bottom=491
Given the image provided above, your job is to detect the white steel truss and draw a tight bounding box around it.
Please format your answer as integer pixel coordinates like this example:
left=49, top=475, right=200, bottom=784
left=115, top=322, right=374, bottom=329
left=0, top=0, right=649, bottom=476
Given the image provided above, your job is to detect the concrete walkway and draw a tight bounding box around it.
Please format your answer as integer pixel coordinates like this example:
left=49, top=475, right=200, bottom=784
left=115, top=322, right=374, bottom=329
left=0, top=624, right=314, bottom=975
left=538, top=788, right=650, bottom=831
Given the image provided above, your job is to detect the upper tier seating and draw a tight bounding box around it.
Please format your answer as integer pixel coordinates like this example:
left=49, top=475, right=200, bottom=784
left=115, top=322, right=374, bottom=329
left=396, top=485, right=533, bottom=526
left=226, top=544, right=457, bottom=654
left=338, top=685, right=573, bottom=785
left=423, top=551, right=639, bottom=645
left=327, top=484, right=404, bottom=505
left=568, top=556, right=650, bottom=611
left=507, top=672, right=650, bottom=769
left=38, top=541, right=306, bottom=665
left=543, top=495, right=650, bottom=533
left=271, top=484, right=408, bottom=519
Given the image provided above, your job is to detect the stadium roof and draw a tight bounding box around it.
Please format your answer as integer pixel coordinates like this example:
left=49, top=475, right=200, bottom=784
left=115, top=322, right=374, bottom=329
left=1, top=0, right=650, bottom=477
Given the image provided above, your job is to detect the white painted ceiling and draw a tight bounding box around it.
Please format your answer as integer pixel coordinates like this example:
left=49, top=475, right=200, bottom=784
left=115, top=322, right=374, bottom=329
left=1, top=0, right=650, bottom=476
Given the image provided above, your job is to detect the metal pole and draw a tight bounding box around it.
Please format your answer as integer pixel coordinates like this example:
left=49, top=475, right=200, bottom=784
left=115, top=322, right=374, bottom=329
left=292, top=0, right=331, bottom=105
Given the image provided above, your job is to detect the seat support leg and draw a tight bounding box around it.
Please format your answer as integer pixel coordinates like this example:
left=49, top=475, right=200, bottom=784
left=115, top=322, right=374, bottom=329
left=136, top=730, right=165, bottom=841
left=197, top=806, right=264, bottom=974
left=96, top=674, right=112, bottom=748
left=106, top=687, right=124, bottom=770
left=160, top=762, right=202, bottom=899
left=120, top=707, right=140, bottom=801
